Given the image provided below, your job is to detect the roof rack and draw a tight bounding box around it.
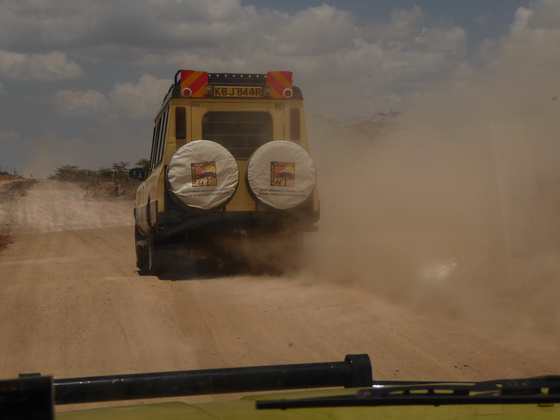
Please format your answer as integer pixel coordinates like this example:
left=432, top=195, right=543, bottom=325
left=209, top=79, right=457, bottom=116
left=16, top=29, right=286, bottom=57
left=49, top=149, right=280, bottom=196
left=166, top=70, right=302, bottom=100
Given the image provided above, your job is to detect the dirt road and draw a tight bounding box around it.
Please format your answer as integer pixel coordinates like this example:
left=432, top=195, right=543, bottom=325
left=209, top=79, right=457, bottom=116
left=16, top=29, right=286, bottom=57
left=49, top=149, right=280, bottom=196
left=0, top=180, right=559, bottom=408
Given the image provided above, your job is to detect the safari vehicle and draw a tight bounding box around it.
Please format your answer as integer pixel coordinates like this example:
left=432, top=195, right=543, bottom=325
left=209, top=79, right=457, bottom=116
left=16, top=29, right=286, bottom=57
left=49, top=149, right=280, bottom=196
left=129, top=70, right=319, bottom=275
left=3, top=353, right=559, bottom=419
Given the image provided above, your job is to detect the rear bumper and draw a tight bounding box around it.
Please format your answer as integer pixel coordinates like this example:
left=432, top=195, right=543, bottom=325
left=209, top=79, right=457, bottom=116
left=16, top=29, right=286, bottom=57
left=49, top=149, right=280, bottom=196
left=156, top=207, right=319, bottom=237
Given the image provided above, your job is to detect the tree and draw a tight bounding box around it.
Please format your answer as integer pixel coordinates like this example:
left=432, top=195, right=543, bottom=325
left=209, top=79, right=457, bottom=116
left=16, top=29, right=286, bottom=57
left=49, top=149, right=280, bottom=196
left=111, top=161, right=130, bottom=180
left=49, top=165, right=87, bottom=182
left=135, top=158, right=150, bottom=169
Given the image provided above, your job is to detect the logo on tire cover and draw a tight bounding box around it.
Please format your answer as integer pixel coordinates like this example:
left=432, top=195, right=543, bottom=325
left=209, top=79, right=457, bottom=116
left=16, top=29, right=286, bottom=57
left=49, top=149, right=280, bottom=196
left=270, top=162, right=295, bottom=187
left=191, top=162, right=217, bottom=186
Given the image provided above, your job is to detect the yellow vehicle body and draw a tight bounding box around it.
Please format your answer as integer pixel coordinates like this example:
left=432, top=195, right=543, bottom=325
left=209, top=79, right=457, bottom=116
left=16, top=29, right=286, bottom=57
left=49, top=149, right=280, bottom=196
left=59, top=391, right=559, bottom=420
left=135, top=98, right=318, bottom=231
left=130, top=71, right=319, bottom=275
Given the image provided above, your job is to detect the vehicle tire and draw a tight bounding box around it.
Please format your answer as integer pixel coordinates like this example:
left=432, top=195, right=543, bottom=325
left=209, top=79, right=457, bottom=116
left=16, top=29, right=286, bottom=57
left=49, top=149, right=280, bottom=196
left=148, top=231, right=165, bottom=276
left=246, top=140, right=317, bottom=210
left=135, top=226, right=149, bottom=274
left=167, top=140, right=239, bottom=210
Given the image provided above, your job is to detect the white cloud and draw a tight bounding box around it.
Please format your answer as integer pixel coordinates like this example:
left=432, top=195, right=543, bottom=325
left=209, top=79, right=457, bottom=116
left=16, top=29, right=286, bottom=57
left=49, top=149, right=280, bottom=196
left=510, top=7, right=534, bottom=34
left=0, top=1, right=462, bottom=90
left=414, top=26, right=467, bottom=53
left=0, top=1, right=470, bottom=119
left=54, top=89, right=109, bottom=116
left=367, top=6, right=424, bottom=40
left=156, top=0, right=243, bottom=21
left=0, top=1, right=103, bottom=50
left=268, top=5, right=358, bottom=56
left=53, top=75, right=172, bottom=119
left=0, top=0, right=249, bottom=54
left=0, top=50, right=83, bottom=80
left=110, top=74, right=172, bottom=119
left=121, top=3, right=466, bottom=118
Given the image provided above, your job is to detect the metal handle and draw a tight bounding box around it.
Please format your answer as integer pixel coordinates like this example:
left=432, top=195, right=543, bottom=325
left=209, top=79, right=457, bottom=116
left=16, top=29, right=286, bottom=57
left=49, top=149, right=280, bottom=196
left=54, top=353, right=372, bottom=404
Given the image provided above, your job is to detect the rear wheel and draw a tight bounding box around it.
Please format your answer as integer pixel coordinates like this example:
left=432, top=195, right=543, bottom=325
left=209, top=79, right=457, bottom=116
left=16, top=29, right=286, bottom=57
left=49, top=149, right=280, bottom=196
left=148, top=231, right=165, bottom=276
left=135, top=226, right=149, bottom=274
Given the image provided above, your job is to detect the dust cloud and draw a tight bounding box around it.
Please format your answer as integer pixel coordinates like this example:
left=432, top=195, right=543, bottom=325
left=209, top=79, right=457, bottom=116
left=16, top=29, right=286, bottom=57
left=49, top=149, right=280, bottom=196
left=303, top=8, right=560, bottom=338
left=9, top=180, right=133, bottom=234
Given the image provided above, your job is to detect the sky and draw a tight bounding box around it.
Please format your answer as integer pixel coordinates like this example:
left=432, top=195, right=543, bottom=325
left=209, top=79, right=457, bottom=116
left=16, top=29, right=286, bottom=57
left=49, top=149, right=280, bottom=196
left=0, top=0, right=555, bottom=177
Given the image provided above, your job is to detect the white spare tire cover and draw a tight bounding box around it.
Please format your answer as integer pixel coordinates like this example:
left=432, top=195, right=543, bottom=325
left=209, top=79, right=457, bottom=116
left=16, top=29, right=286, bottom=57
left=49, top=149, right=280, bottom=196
left=247, top=140, right=316, bottom=210
left=167, top=140, right=239, bottom=210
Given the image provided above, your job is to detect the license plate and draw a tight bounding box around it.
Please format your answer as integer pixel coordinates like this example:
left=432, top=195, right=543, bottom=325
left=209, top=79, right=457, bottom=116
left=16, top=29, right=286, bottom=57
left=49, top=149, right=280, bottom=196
left=212, top=86, right=263, bottom=98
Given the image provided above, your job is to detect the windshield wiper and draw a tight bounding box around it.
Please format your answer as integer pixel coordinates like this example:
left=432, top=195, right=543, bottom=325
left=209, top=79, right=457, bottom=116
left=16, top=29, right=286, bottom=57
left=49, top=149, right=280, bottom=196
left=256, top=376, right=560, bottom=409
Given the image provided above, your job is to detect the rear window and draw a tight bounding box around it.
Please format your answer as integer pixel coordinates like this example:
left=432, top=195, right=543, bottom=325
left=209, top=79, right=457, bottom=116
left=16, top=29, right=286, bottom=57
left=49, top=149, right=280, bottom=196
left=202, top=111, right=273, bottom=159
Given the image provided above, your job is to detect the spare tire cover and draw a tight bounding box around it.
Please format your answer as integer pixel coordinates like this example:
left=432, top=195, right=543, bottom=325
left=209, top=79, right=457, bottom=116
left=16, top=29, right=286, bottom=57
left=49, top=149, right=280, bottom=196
left=167, top=140, right=239, bottom=210
left=247, top=140, right=316, bottom=210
